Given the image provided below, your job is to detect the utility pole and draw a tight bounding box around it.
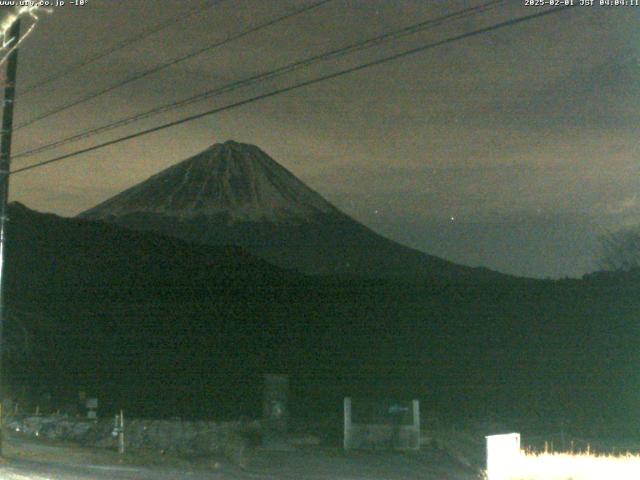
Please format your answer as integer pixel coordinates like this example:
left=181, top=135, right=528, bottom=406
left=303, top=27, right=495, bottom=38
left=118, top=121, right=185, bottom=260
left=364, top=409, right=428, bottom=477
left=0, top=16, right=21, bottom=455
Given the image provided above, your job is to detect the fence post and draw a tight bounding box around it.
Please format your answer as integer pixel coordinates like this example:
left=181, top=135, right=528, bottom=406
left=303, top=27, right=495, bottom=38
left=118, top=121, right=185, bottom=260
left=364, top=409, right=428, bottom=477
left=118, top=410, right=125, bottom=455
left=343, top=397, right=352, bottom=450
left=411, top=399, right=420, bottom=450
left=262, top=374, right=289, bottom=449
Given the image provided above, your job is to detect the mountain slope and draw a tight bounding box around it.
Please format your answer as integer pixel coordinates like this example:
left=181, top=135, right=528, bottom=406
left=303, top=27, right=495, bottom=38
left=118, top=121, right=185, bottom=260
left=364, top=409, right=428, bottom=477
left=8, top=201, right=294, bottom=297
left=80, top=141, right=503, bottom=281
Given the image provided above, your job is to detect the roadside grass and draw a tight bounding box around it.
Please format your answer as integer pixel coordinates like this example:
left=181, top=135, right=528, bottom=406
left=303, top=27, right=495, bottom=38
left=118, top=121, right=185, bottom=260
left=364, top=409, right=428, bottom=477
left=485, top=450, right=640, bottom=480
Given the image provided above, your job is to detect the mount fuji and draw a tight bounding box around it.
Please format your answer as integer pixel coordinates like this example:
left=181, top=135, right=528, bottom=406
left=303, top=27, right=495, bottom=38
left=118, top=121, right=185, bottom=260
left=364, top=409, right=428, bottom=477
left=80, top=140, right=501, bottom=281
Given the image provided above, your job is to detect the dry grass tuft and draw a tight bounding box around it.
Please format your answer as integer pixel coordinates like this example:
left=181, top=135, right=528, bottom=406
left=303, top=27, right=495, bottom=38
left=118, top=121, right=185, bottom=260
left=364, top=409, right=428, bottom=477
left=486, top=450, right=640, bottom=480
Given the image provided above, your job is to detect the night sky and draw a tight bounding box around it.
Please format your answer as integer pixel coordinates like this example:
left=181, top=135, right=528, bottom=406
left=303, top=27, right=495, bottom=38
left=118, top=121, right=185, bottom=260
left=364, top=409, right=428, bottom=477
left=5, top=0, right=640, bottom=278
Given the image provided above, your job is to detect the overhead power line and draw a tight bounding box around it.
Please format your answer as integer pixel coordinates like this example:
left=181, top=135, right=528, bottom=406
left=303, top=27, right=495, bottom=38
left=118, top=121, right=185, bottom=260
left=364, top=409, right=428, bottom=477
left=19, top=0, right=227, bottom=96
left=14, top=0, right=504, bottom=161
left=15, top=0, right=332, bottom=131
left=12, top=6, right=574, bottom=176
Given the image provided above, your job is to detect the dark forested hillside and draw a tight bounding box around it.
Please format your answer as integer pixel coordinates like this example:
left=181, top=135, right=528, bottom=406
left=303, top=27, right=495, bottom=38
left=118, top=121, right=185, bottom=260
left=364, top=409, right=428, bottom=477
left=4, top=203, right=640, bottom=436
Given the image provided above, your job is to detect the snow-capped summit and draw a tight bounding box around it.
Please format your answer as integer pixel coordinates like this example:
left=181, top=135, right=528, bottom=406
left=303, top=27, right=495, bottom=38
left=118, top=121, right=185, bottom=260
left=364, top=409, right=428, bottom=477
left=81, top=141, right=337, bottom=223
left=80, top=141, right=503, bottom=281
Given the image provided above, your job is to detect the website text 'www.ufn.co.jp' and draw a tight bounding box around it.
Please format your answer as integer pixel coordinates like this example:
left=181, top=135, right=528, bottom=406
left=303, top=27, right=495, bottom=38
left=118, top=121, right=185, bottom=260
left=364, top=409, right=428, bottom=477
left=0, top=0, right=75, bottom=7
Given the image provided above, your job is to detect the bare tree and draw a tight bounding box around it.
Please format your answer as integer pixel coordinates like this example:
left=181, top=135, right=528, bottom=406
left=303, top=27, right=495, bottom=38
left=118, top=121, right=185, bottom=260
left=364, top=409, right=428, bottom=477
left=598, top=226, right=640, bottom=272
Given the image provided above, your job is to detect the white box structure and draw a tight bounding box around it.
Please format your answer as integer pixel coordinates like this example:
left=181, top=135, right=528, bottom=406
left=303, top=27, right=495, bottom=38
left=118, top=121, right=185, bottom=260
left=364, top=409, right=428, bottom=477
left=343, top=397, right=420, bottom=450
left=486, top=433, right=521, bottom=480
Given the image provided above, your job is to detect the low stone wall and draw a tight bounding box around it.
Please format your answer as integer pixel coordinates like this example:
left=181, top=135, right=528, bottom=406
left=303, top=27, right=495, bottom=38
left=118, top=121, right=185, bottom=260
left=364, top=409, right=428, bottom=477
left=6, top=415, right=94, bottom=442
left=5, top=415, right=261, bottom=457
left=346, top=423, right=420, bottom=450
